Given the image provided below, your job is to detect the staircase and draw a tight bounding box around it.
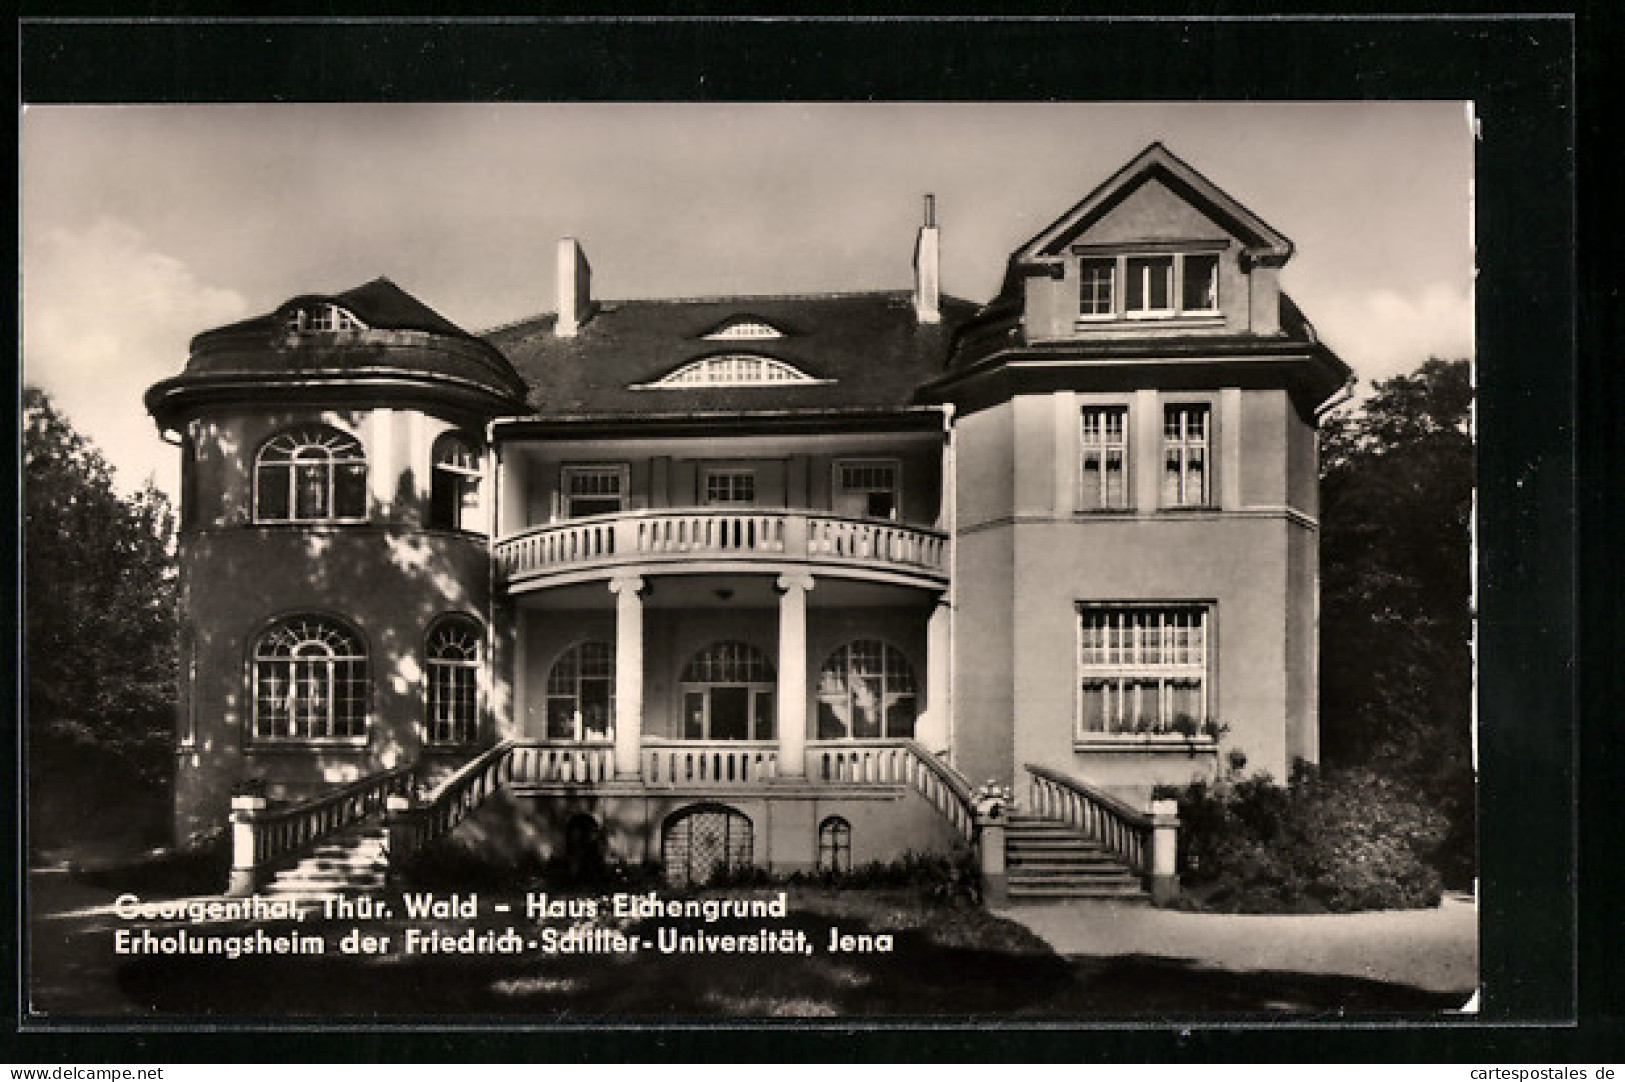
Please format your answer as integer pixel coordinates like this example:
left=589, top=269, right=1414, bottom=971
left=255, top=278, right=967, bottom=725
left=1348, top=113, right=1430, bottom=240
left=1004, top=813, right=1149, bottom=903
left=260, top=818, right=389, bottom=900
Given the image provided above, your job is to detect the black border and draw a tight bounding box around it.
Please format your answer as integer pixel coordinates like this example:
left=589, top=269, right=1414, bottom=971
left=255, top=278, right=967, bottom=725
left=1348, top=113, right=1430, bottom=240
left=9, top=12, right=1600, bottom=1063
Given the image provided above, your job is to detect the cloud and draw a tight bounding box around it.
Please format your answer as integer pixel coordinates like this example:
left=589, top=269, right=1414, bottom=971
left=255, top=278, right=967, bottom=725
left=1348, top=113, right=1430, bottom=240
left=23, top=219, right=249, bottom=495
left=1305, top=282, right=1475, bottom=387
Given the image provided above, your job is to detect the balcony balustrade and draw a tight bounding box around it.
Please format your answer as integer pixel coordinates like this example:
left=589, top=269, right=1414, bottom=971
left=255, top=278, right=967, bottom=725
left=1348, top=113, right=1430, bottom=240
left=495, top=509, right=948, bottom=587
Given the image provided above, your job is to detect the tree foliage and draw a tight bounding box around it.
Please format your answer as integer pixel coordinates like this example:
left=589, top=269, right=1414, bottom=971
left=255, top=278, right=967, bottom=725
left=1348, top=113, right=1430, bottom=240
left=24, top=387, right=178, bottom=847
left=1318, top=357, right=1474, bottom=881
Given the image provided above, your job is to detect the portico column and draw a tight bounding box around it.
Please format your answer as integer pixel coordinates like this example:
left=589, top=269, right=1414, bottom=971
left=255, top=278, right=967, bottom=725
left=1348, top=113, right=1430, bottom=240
left=775, top=573, right=815, bottom=778
left=609, top=574, right=646, bottom=780
left=919, top=594, right=952, bottom=755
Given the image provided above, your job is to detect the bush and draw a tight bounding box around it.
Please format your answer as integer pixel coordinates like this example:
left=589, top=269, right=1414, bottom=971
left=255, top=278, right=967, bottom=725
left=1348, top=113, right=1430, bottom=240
left=1158, top=766, right=1447, bottom=912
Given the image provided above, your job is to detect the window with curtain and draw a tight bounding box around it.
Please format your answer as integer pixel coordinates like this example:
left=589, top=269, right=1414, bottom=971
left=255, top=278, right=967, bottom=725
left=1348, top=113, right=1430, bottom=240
left=817, top=640, right=917, bottom=740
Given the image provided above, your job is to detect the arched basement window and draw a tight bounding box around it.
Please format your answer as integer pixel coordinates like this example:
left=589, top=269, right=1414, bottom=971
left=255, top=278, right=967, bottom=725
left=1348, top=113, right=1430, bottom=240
left=431, top=433, right=483, bottom=532
left=546, top=642, right=615, bottom=742
left=680, top=641, right=775, bottom=742
left=662, top=804, right=754, bottom=887
left=252, top=616, right=368, bottom=741
left=818, top=816, right=852, bottom=874
left=254, top=426, right=368, bottom=523
left=817, top=639, right=918, bottom=740
left=425, top=616, right=481, bottom=745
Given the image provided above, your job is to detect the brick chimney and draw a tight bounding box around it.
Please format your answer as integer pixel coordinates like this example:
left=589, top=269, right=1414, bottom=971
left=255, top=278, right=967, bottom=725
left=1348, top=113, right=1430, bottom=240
left=912, top=194, right=940, bottom=325
left=555, top=237, right=592, bottom=337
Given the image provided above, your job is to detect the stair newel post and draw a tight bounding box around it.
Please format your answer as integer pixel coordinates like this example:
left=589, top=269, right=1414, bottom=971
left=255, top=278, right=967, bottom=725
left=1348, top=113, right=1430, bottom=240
left=1147, top=798, right=1181, bottom=906
left=227, top=793, right=269, bottom=897
left=973, top=780, right=1013, bottom=907
left=384, top=792, right=421, bottom=873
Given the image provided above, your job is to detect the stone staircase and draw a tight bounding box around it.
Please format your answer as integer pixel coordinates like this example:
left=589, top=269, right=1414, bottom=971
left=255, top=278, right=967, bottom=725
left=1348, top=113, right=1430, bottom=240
left=1004, top=813, right=1149, bottom=903
left=260, top=818, right=389, bottom=900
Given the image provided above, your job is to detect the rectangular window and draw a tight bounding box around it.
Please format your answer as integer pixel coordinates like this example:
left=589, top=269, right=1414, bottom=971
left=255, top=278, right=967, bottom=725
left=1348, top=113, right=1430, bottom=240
left=704, top=469, right=756, bottom=506
left=834, top=460, right=900, bottom=520
left=1080, top=407, right=1129, bottom=510
left=1078, top=258, right=1116, bottom=317
left=1162, top=405, right=1210, bottom=507
left=1126, top=256, right=1174, bottom=316
left=563, top=465, right=628, bottom=519
left=1078, top=605, right=1209, bottom=737
left=1182, top=253, right=1220, bottom=313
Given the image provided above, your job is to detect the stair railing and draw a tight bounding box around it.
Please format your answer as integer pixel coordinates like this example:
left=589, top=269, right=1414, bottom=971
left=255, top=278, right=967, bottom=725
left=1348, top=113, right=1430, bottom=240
left=384, top=739, right=517, bottom=867
left=1023, top=763, right=1157, bottom=874
left=227, top=764, right=417, bottom=896
left=901, top=741, right=978, bottom=843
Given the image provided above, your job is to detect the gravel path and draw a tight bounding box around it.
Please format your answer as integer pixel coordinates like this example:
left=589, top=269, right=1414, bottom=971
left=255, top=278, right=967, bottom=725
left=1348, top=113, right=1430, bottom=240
left=996, top=893, right=1478, bottom=1001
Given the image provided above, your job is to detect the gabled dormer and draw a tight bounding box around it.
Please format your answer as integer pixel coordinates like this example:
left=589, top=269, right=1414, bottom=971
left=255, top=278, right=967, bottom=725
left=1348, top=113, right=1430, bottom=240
left=1011, top=142, right=1294, bottom=341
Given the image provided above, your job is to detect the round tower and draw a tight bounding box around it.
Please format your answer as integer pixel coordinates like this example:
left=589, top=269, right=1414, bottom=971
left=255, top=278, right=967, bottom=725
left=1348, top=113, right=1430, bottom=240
left=145, top=278, right=529, bottom=843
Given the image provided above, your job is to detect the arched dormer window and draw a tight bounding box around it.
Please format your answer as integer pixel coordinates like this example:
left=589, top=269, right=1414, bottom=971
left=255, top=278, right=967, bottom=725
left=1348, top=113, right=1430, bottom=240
left=425, top=615, right=482, bottom=745
left=636, top=354, right=826, bottom=389
left=251, top=615, right=368, bottom=741
left=284, top=303, right=367, bottom=334
left=255, top=426, right=368, bottom=523
left=701, top=317, right=786, bottom=341
left=431, top=433, right=483, bottom=533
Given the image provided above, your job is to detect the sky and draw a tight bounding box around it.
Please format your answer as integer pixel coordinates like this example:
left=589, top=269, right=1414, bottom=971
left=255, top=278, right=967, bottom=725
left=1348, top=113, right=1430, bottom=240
left=20, top=102, right=1475, bottom=499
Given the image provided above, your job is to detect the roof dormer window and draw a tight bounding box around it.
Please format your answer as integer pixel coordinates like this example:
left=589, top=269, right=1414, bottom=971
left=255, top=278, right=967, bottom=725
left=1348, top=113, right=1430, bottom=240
left=636, top=354, right=827, bottom=388
left=1076, top=248, right=1223, bottom=323
left=285, top=303, right=367, bottom=334
left=701, top=318, right=786, bottom=341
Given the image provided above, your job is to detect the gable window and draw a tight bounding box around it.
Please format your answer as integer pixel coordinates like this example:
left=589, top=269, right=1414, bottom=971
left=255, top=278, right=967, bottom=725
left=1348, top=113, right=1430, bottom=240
left=704, top=468, right=756, bottom=506
left=285, top=304, right=366, bottom=334
left=1126, top=256, right=1175, bottom=317
left=1079, top=259, right=1116, bottom=318
left=1162, top=405, right=1210, bottom=507
left=1182, top=253, right=1221, bottom=314
left=1078, top=605, right=1209, bottom=738
left=833, top=460, right=900, bottom=521
left=255, top=426, right=368, bottom=523
left=681, top=642, right=776, bottom=742
left=638, top=354, right=824, bottom=388
left=562, top=465, right=628, bottom=519
left=546, top=642, right=614, bottom=741
left=1080, top=407, right=1129, bottom=510
left=252, top=616, right=368, bottom=741
left=431, top=434, right=483, bottom=533
left=425, top=616, right=481, bottom=745
left=818, top=640, right=917, bottom=740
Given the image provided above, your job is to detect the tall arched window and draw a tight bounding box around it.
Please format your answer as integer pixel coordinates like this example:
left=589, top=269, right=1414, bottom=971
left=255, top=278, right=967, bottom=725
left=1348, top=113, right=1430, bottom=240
left=431, top=433, right=483, bottom=532
left=425, top=616, right=481, bottom=745
left=680, top=641, right=775, bottom=742
left=817, top=816, right=852, bottom=874
left=546, top=642, right=615, bottom=741
left=255, top=426, right=368, bottom=523
left=818, top=640, right=918, bottom=740
left=252, top=616, right=368, bottom=740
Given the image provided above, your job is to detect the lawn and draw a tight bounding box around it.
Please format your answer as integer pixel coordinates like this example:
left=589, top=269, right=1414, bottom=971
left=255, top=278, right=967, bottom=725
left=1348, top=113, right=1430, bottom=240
left=27, top=868, right=1466, bottom=1020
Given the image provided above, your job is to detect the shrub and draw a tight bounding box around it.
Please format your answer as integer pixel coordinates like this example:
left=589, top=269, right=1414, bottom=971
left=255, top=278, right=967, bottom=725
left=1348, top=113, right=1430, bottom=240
left=1158, top=766, right=1447, bottom=912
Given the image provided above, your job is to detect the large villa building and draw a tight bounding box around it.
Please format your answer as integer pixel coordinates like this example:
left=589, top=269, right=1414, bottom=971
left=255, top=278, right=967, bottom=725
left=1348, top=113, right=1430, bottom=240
left=145, top=143, right=1351, bottom=898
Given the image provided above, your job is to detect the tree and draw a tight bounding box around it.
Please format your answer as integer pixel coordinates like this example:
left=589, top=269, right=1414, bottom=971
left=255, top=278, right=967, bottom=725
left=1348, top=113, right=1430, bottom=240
left=1318, top=357, right=1474, bottom=881
left=24, top=386, right=178, bottom=852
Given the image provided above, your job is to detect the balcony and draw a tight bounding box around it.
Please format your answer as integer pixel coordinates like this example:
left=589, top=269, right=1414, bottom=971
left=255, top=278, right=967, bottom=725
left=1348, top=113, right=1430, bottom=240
left=495, top=509, right=949, bottom=590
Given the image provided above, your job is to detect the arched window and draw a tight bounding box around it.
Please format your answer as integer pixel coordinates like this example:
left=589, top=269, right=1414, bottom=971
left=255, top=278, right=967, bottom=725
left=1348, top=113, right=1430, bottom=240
left=817, top=640, right=918, bottom=740
left=546, top=642, right=615, bottom=741
left=254, top=426, right=368, bottom=523
left=662, top=804, right=754, bottom=887
left=431, top=433, right=483, bottom=532
left=425, top=616, right=481, bottom=745
left=252, top=616, right=367, bottom=740
left=680, top=641, right=775, bottom=742
left=642, top=354, right=823, bottom=388
left=818, top=817, right=852, bottom=874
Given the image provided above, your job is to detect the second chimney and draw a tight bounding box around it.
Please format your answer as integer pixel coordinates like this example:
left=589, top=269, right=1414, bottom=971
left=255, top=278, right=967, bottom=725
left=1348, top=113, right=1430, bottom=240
left=912, top=195, right=940, bottom=325
left=555, top=237, right=592, bottom=337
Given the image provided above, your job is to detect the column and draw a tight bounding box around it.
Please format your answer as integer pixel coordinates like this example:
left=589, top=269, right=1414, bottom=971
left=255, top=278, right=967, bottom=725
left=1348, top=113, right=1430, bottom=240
left=918, top=594, right=952, bottom=755
left=609, top=575, right=646, bottom=780
left=775, top=573, right=815, bottom=779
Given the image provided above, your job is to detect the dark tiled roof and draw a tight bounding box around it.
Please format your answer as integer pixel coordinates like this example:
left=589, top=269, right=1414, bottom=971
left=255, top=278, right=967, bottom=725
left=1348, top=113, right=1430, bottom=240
left=191, top=277, right=478, bottom=348
left=484, top=291, right=977, bottom=419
